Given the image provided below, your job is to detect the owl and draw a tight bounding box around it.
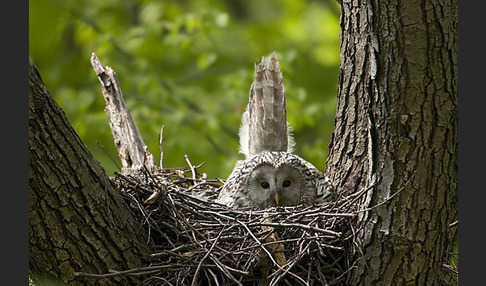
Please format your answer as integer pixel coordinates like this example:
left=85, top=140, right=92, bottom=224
left=216, top=53, right=332, bottom=209
left=217, top=151, right=332, bottom=209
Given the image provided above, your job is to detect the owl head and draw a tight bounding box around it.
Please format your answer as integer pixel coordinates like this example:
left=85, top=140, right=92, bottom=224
left=243, top=163, right=306, bottom=208
left=217, top=152, right=329, bottom=209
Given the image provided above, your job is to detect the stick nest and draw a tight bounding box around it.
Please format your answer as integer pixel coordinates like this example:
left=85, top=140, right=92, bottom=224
left=112, top=164, right=367, bottom=286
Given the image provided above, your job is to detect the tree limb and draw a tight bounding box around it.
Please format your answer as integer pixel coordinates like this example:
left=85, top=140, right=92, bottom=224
left=90, top=52, right=157, bottom=174
left=29, top=61, right=152, bottom=285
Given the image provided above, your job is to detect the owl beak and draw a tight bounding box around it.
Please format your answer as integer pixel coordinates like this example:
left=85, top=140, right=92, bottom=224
left=274, top=192, right=279, bottom=206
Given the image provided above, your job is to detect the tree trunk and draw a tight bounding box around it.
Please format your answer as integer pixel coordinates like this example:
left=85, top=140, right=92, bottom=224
left=28, top=62, right=151, bottom=285
left=325, top=0, right=457, bottom=285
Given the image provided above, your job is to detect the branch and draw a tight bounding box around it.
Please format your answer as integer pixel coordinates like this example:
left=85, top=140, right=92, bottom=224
left=29, top=62, right=151, bottom=285
left=90, top=52, right=157, bottom=173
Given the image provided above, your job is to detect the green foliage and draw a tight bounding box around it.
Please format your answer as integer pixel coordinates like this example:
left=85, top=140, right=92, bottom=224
left=29, top=0, right=340, bottom=178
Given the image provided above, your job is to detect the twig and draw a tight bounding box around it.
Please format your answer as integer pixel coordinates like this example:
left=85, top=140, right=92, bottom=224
left=449, top=220, right=458, bottom=228
left=184, top=154, right=197, bottom=182
left=191, top=228, right=226, bottom=286
left=75, top=265, right=182, bottom=278
left=159, top=125, right=165, bottom=169
left=355, top=186, right=405, bottom=213
left=250, top=222, right=341, bottom=237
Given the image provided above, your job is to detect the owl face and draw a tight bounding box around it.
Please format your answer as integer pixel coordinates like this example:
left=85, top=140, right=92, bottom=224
left=245, top=164, right=306, bottom=208
left=217, top=152, right=329, bottom=209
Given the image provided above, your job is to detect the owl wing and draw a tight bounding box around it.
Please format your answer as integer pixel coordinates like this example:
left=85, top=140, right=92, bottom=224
left=216, top=160, right=248, bottom=207
left=308, top=168, right=334, bottom=203
left=239, top=52, right=295, bottom=158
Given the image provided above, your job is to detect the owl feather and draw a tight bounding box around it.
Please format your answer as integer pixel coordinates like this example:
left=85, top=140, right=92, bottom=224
left=239, top=52, right=295, bottom=158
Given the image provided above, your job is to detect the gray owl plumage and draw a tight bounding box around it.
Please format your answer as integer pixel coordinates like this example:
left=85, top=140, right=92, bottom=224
left=217, top=151, right=332, bottom=208
left=216, top=52, right=332, bottom=209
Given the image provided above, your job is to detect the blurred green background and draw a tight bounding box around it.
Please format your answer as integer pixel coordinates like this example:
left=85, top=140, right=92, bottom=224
left=29, top=0, right=340, bottom=179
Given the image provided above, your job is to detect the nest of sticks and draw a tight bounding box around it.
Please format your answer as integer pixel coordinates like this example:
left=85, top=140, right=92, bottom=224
left=111, top=161, right=368, bottom=286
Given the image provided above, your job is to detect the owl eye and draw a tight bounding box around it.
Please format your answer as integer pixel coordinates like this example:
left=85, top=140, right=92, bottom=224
left=283, top=180, right=291, bottom=187
left=260, top=182, right=270, bottom=189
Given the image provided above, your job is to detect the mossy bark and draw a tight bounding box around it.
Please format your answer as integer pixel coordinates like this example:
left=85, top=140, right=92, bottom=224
left=325, top=0, right=457, bottom=284
left=29, top=63, right=151, bottom=285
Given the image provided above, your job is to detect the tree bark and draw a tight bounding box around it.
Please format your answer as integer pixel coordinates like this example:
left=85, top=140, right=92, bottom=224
left=28, top=62, right=151, bottom=285
left=325, top=0, right=457, bottom=285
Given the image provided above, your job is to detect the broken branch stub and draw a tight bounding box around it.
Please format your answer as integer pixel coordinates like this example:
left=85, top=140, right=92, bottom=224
left=90, top=52, right=157, bottom=173
left=247, top=52, right=289, bottom=156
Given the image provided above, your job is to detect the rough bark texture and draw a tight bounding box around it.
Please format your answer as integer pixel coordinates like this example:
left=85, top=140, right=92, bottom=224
left=325, top=0, right=457, bottom=285
left=29, top=62, right=151, bottom=285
